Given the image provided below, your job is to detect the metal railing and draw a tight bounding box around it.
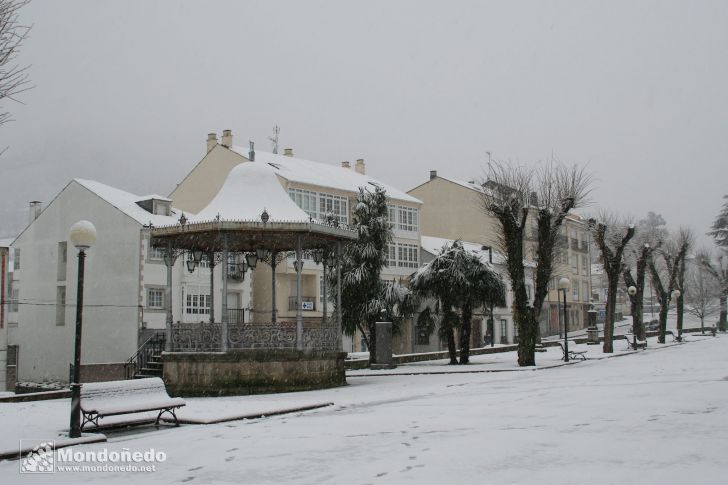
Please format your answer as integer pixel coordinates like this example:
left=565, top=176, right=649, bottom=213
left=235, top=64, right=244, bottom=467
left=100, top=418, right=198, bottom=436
left=170, top=321, right=339, bottom=352
left=227, top=308, right=245, bottom=323
left=124, top=331, right=166, bottom=379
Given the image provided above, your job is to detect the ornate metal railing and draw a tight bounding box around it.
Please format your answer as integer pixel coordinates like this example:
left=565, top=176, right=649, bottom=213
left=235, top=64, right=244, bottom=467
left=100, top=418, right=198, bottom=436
left=170, top=321, right=339, bottom=352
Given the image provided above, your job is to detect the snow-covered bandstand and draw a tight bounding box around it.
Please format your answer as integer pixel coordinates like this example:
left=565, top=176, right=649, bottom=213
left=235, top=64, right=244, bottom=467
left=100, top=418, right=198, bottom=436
left=149, top=162, right=357, bottom=396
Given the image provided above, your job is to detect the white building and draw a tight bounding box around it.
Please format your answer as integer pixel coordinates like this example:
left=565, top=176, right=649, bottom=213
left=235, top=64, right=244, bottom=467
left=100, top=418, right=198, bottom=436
left=9, top=179, right=249, bottom=384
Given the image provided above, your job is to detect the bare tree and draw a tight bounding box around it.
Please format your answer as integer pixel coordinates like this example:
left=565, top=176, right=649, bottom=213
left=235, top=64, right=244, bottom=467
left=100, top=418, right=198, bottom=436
left=685, top=252, right=720, bottom=333
left=480, top=161, right=592, bottom=366
left=674, top=229, right=694, bottom=337
left=0, top=0, right=32, bottom=130
left=589, top=213, right=635, bottom=353
left=647, top=228, right=691, bottom=343
left=698, top=250, right=728, bottom=332
left=623, top=242, right=657, bottom=341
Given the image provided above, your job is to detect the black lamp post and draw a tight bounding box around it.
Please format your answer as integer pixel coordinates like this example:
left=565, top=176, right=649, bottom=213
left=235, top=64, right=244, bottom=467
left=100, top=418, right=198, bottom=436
left=68, top=220, right=97, bottom=438
left=559, top=277, right=570, bottom=362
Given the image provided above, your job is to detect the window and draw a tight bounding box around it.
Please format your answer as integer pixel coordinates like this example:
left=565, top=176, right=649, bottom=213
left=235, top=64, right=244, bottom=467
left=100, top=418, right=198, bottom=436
left=416, top=322, right=430, bottom=345
left=57, top=242, right=67, bottom=281
left=500, top=319, right=507, bottom=342
left=386, top=244, right=396, bottom=267
left=397, top=206, right=418, bottom=232
left=581, top=256, right=588, bottom=275
left=13, top=248, right=20, bottom=270
left=387, top=205, right=419, bottom=233
left=56, top=286, right=66, bottom=326
left=319, top=193, right=349, bottom=224
left=185, top=293, right=210, bottom=315
left=572, top=282, right=580, bottom=301
left=571, top=254, right=578, bottom=274
left=288, top=188, right=317, bottom=218
left=148, top=288, right=164, bottom=309
left=583, top=283, right=589, bottom=302
left=149, top=246, right=165, bottom=261
left=9, top=288, right=18, bottom=313
left=289, top=188, right=348, bottom=223
left=397, top=243, right=419, bottom=268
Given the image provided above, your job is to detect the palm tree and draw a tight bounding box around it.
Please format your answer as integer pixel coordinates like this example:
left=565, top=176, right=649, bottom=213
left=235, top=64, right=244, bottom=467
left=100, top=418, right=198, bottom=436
left=412, top=240, right=505, bottom=364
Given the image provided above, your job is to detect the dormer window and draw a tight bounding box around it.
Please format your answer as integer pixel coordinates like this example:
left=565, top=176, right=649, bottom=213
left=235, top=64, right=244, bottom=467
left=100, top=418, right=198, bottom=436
left=136, top=196, right=172, bottom=216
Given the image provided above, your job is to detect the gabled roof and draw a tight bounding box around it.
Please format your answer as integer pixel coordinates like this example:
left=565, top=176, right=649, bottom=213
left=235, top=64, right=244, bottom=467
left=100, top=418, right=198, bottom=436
left=190, top=162, right=311, bottom=223
left=229, top=147, right=421, bottom=204
left=74, top=179, right=180, bottom=226
left=408, top=174, right=486, bottom=195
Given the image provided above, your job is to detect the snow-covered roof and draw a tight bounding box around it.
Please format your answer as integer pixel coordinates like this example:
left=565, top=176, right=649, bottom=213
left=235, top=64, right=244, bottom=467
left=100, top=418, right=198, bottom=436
left=438, top=176, right=485, bottom=193
left=74, top=179, right=180, bottom=226
left=190, top=162, right=312, bottom=223
left=421, top=236, right=506, bottom=266
left=0, top=238, right=14, bottom=248
left=229, top=147, right=421, bottom=204
left=137, top=194, right=172, bottom=202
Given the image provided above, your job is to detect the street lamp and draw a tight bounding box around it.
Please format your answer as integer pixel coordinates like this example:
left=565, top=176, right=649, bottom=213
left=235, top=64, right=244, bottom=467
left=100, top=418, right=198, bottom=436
left=558, top=277, right=571, bottom=362
left=68, top=220, right=97, bottom=438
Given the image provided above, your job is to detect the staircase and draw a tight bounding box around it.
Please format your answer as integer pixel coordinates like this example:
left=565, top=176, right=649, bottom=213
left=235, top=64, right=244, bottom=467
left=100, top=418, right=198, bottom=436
left=125, top=332, right=166, bottom=380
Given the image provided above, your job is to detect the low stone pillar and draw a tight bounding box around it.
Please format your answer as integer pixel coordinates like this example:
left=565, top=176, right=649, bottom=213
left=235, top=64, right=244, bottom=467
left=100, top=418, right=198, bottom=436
left=587, top=305, right=599, bottom=345
left=370, top=321, right=396, bottom=370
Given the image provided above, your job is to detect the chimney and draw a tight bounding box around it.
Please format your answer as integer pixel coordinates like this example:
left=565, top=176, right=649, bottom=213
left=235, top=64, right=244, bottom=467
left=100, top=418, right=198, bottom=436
left=341, top=161, right=350, bottom=169
left=355, top=158, right=365, bottom=175
left=29, top=201, right=42, bottom=224
left=430, top=170, right=437, bottom=180
left=248, top=140, right=255, bottom=161
left=221, top=129, right=233, bottom=148
left=206, top=133, right=218, bottom=153
left=283, top=148, right=293, bottom=157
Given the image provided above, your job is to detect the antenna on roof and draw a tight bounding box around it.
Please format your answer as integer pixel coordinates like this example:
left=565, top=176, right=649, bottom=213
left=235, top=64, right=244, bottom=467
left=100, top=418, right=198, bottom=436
left=249, top=140, right=255, bottom=161
left=268, top=125, right=280, bottom=154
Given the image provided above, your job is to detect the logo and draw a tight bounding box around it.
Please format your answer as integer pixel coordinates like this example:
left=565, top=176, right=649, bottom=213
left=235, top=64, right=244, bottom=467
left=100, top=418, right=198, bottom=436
left=20, top=440, right=55, bottom=474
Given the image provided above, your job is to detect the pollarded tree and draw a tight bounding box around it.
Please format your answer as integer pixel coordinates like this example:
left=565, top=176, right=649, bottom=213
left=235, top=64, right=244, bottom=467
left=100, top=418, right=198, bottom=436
left=674, top=229, right=694, bottom=338
left=590, top=214, right=635, bottom=353
left=479, top=161, right=592, bottom=366
left=648, top=229, right=691, bottom=343
left=411, top=240, right=506, bottom=364
left=623, top=242, right=656, bottom=341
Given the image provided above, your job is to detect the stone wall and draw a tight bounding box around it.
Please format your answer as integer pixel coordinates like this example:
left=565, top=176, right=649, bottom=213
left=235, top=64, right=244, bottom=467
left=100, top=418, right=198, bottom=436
left=163, top=349, right=346, bottom=397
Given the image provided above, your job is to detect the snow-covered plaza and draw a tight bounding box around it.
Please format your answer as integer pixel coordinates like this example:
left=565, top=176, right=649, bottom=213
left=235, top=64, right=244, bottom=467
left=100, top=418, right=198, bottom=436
left=1, top=334, right=726, bottom=484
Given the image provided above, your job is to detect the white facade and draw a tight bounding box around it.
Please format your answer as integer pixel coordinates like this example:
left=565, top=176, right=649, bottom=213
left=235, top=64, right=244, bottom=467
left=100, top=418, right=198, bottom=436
left=9, top=179, right=248, bottom=383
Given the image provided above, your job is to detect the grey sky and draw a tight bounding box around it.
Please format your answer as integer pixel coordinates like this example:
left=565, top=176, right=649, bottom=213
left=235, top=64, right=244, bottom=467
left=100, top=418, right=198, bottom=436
left=2, top=0, right=727, bottom=247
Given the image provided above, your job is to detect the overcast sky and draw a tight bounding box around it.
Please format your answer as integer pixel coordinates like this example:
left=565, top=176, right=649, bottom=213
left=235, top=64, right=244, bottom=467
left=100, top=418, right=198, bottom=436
left=1, top=0, right=727, bottom=248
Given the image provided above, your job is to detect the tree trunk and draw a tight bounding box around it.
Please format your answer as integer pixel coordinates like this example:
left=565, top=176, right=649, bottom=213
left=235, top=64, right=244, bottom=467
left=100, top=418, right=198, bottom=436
left=719, top=290, right=727, bottom=332
left=633, top=296, right=645, bottom=341
left=446, top=325, right=458, bottom=364
left=676, top=293, right=684, bottom=339
left=517, top=311, right=538, bottom=366
left=459, top=303, right=472, bottom=364
left=603, top=276, right=619, bottom=353
left=658, top=295, right=669, bottom=344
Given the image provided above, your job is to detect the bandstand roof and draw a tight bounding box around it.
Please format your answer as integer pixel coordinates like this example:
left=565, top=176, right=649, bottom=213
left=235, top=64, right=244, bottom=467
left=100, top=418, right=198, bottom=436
left=150, top=162, right=357, bottom=252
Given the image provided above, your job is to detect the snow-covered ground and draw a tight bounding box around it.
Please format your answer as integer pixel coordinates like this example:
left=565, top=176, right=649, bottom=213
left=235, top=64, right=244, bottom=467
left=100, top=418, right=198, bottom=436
left=1, top=335, right=726, bottom=484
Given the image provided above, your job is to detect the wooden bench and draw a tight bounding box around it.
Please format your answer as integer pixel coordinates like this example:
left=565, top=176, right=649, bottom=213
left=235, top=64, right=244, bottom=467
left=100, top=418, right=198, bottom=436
left=557, top=341, right=587, bottom=361
left=80, top=377, right=185, bottom=430
left=624, top=334, right=647, bottom=350
left=665, top=330, right=684, bottom=342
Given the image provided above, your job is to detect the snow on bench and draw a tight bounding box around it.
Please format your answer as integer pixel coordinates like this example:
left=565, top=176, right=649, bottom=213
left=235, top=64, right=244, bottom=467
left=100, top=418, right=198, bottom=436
left=624, top=334, right=647, bottom=350
left=80, top=377, right=185, bottom=430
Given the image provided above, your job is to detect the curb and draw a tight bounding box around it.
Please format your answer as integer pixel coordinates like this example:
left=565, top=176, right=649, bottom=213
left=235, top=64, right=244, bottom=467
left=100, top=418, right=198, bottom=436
left=0, top=433, right=107, bottom=462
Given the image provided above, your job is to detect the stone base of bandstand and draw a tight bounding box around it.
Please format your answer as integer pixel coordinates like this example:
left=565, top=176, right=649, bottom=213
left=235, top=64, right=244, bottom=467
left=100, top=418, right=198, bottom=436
left=162, top=349, right=347, bottom=397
